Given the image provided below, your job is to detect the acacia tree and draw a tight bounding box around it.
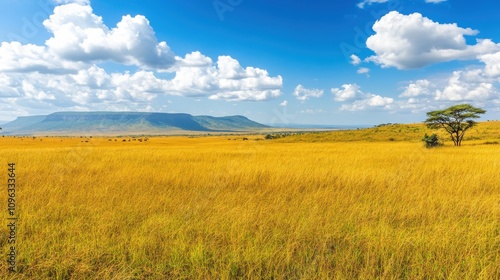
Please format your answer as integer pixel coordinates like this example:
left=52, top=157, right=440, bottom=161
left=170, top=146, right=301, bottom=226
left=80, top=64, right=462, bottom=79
left=424, top=104, right=486, bottom=146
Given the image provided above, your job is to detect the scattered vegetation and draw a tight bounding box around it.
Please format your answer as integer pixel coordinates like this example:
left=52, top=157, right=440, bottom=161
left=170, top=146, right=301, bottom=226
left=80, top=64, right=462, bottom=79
left=374, top=122, right=401, bottom=127
left=265, top=132, right=298, bottom=140
left=424, top=104, right=486, bottom=146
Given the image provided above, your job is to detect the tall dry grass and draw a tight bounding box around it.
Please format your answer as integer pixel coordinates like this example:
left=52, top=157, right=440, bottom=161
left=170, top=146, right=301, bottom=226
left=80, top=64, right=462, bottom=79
left=0, top=124, right=499, bottom=279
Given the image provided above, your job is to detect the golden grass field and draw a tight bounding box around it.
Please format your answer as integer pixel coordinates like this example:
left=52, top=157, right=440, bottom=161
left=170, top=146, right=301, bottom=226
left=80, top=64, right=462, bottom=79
left=1, top=122, right=500, bottom=279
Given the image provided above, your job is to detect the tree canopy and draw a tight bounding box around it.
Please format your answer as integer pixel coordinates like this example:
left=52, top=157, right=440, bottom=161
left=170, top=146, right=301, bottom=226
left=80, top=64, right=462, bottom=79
left=424, top=104, right=486, bottom=146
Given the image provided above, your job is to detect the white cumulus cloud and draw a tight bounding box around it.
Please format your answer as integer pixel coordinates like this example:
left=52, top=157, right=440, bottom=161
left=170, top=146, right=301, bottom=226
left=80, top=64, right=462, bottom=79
left=208, top=56, right=283, bottom=101
left=357, top=67, right=370, bottom=74
left=366, top=11, right=500, bottom=69
left=331, top=84, right=363, bottom=101
left=350, top=54, right=362, bottom=66
left=399, top=79, right=432, bottom=98
left=0, top=41, right=84, bottom=73
left=293, top=85, right=324, bottom=101
left=396, top=57, right=500, bottom=111
left=0, top=1, right=283, bottom=119
left=340, top=94, right=394, bottom=111
left=332, top=83, right=393, bottom=111
left=43, top=3, right=176, bottom=70
left=435, top=71, right=495, bottom=101
left=480, top=51, right=500, bottom=78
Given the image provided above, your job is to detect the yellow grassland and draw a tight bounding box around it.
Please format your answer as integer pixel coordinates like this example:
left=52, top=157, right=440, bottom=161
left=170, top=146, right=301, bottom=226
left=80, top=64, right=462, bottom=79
left=0, top=122, right=499, bottom=279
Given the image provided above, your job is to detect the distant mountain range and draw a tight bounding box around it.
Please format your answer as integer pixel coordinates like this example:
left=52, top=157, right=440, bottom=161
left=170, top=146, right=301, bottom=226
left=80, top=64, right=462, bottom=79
left=0, top=112, right=269, bottom=135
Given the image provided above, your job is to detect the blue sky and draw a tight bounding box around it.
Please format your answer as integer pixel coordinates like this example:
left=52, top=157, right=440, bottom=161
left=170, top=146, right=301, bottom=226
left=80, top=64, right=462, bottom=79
left=0, top=0, right=499, bottom=125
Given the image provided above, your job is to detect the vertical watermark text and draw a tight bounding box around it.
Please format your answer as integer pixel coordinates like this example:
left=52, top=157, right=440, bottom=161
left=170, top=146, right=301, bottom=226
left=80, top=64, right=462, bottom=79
left=7, top=163, right=17, bottom=273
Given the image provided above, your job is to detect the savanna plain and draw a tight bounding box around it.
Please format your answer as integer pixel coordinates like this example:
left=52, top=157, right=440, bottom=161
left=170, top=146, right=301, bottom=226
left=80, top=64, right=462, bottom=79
left=1, top=122, right=500, bottom=279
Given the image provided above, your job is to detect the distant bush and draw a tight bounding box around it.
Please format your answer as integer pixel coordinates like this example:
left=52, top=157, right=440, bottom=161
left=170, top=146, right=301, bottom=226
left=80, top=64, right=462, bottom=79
left=422, top=133, right=441, bottom=148
left=265, top=133, right=295, bottom=140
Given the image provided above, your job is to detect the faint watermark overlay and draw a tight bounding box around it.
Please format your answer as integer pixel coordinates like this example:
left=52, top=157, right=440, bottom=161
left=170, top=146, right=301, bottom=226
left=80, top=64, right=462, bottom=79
left=269, top=106, right=295, bottom=129
left=7, top=0, right=55, bottom=43
left=213, top=0, right=243, bottom=21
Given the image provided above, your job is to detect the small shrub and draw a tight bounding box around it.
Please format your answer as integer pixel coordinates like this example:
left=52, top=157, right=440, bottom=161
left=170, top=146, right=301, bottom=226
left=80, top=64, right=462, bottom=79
left=422, top=133, right=441, bottom=148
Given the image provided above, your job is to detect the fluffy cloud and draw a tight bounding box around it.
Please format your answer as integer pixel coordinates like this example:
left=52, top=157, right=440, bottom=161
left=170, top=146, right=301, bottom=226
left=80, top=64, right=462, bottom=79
left=332, top=83, right=393, bottom=111
left=0, top=55, right=283, bottom=110
left=340, top=94, right=394, bottom=111
left=210, top=56, right=282, bottom=101
left=396, top=56, right=500, bottom=110
left=0, top=1, right=283, bottom=118
left=43, top=3, right=176, bottom=70
left=357, top=0, right=388, bottom=9
left=357, top=67, right=370, bottom=74
left=366, top=11, right=500, bottom=69
left=480, top=52, right=500, bottom=78
left=0, top=66, right=162, bottom=111
left=363, top=11, right=500, bottom=112
left=331, top=84, right=363, bottom=101
left=331, top=84, right=394, bottom=111
left=350, top=54, right=362, bottom=66
left=184, top=55, right=283, bottom=101
left=280, top=100, right=288, bottom=107
left=435, top=71, right=495, bottom=101
left=293, top=85, right=324, bottom=101
left=399, top=79, right=432, bottom=98
left=0, top=42, right=84, bottom=73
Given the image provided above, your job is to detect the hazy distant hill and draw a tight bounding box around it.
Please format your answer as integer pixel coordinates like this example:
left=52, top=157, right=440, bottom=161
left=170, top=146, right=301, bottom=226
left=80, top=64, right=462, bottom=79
left=1, top=115, right=47, bottom=131
left=1, top=112, right=268, bottom=135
